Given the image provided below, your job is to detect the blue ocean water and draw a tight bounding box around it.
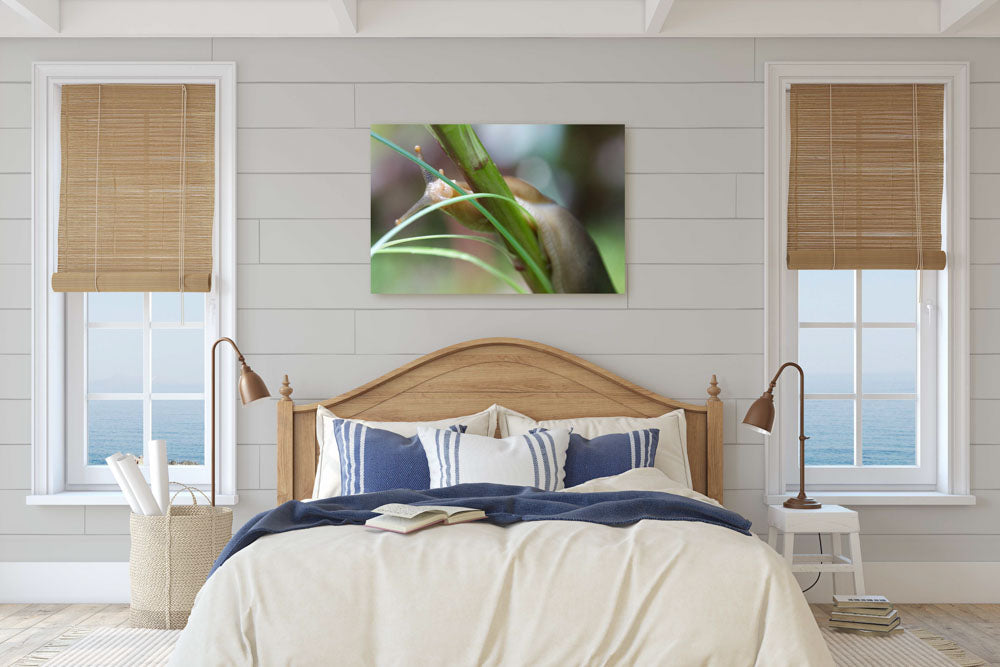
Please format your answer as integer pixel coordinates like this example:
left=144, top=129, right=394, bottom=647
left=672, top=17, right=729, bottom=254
left=88, top=400, right=205, bottom=465
left=799, top=372, right=917, bottom=466
left=804, top=399, right=916, bottom=466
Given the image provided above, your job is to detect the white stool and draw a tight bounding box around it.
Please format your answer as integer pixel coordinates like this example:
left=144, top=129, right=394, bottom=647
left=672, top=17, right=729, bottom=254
left=767, top=504, right=865, bottom=595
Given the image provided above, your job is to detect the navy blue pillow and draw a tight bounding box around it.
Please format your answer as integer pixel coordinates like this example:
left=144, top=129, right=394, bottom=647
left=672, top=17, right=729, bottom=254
left=559, top=428, right=660, bottom=487
left=333, top=419, right=465, bottom=495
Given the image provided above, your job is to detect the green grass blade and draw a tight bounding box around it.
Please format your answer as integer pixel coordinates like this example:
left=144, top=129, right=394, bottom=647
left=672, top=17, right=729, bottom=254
left=381, top=233, right=514, bottom=257
left=373, top=246, right=527, bottom=294
left=370, top=192, right=519, bottom=255
left=371, top=130, right=553, bottom=293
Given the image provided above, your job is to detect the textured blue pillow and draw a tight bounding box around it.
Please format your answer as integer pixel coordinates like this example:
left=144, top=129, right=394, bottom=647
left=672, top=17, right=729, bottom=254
left=561, top=428, right=660, bottom=487
left=333, top=419, right=465, bottom=496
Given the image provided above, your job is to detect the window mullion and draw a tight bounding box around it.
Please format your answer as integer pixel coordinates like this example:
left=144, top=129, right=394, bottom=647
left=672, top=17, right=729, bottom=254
left=854, top=270, right=863, bottom=467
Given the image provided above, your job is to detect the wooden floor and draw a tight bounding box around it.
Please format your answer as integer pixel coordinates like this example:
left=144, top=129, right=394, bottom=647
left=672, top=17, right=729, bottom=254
left=812, top=603, right=1000, bottom=666
left=0, top=603, right=997, bottom=665
left=0, top=603, right=129, bottom=666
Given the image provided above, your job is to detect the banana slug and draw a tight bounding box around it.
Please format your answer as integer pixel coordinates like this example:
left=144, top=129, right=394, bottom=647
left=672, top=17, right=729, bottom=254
left=396, top=146, right=616, bottom=294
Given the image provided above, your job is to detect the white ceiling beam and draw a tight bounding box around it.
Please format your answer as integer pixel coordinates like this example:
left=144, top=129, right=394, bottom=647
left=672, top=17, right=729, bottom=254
left=940, top=0, right=1000, bottom=32
left=645, top=0, right=675, bottom=34
left=330, top=0, right=357, bottom=33
left=1, top=0, right=59, bottom=32
left=657, top=0, right=938, bottom=36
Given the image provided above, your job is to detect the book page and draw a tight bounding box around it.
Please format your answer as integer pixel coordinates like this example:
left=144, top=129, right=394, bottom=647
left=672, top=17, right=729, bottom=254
left=372, top=503, right=443, bottom=519
left=414, top=505, right=480, bottom=517
left=365, top=514, right=446, bottom=534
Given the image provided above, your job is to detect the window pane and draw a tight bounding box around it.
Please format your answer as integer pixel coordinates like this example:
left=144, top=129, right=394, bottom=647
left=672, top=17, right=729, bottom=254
left=862, top=399, right=916, bottom=465
left=862, top=329, right=916, bottom=393
left=152, top=293, right=182, bottom=322
left=153, top=293, right=206, bottom=323
left=184, top=293, right=204, bottom=323
left=799, top=271, right=854, bottom=322
left=799, top=328, right=854, bottom=393
left=152, top=330, right=204, bottom=392
left=88, top=329, right=142, bottom=393
left=152, top=400, right=205, bottom=465
left=862, top=271, right=916, bottom=323
left=804, top=399, right=854, bottom=465
left=87, top=399, right=142, bottom=464
left=88, top=293, right=142, bottom=323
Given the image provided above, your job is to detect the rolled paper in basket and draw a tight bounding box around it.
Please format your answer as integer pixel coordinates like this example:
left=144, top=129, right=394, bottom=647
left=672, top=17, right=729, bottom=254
left=149, top=440, right=169, bottom=516
left=116, top=454, right=161, bottom=516
left=106, top=454, right=142, bottom=514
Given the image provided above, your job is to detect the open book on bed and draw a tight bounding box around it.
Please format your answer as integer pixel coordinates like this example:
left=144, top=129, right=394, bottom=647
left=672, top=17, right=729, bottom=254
left=365, top=503, right=486, bottom=534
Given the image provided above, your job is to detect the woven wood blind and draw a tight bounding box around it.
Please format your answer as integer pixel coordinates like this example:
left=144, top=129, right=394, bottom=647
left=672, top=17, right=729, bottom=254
left=787, top=83, right=946, bottom=270
left=52, top=84, right=216, bottom=292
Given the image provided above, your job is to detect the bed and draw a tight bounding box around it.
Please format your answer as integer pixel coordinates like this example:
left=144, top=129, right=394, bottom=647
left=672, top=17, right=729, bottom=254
left=171, top=338, right=833, bottom=666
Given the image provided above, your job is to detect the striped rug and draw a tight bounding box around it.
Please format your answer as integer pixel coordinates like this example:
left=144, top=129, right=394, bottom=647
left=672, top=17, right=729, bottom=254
left=12, top=627, right=181, bottom=667
left=13, top=624, right=987, bottom=666
left=822, top=626, right=986, bottom=667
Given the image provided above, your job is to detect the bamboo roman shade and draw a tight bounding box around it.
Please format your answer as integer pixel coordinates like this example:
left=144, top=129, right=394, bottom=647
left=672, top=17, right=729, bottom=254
left=52, top=84, right=216, bottom=292
left=787, top=83, right=946, bottom=270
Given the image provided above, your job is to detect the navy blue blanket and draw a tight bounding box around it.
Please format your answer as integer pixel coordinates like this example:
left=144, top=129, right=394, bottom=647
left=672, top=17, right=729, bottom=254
left=211, top=483, right=751, bottom=576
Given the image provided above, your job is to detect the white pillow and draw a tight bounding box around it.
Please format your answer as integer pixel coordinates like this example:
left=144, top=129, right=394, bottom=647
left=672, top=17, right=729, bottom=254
left=312, top=405, right=498, bottom=499
left=498, top=406, right=692, bottom=489
left=418, top=427, right=571, bottom=491
left=563, top=468, right=722, bottom=508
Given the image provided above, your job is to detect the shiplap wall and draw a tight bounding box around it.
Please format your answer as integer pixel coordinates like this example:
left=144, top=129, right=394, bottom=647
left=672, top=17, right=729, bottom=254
left=0, top=37, right=998, bottom=567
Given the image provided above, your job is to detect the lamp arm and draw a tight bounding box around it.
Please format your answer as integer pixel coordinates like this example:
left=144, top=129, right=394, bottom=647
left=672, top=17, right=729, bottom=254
left=767, top=360, right=803, bottom=390
left=768, top=361, right=807, bottom=442
left=769, top=361, right=813, bottom=504
left=209, top=336, right=243, bottom=507
left=212, top=336, right=245, bottom=364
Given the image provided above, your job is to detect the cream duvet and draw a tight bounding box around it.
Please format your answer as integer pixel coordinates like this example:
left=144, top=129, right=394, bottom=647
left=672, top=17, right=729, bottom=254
left=171, top=469, right=833, bottom=666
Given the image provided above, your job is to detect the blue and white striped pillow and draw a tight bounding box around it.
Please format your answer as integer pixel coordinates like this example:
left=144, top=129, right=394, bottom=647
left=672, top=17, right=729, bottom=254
left=333, top=419, right=465, bottom=496
left=417, top=427, right=571, bottom=491
left=560, top=428, right=660, bottom=487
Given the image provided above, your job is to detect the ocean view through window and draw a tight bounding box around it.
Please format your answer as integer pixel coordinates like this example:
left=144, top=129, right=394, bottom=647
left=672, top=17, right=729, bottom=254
left=798, top=270, right=920, bottom=467
left=86, top=292, right=207, bottom=466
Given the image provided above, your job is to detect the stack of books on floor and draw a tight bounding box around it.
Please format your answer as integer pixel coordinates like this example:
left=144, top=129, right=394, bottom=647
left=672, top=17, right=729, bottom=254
left=829, top=595, right=901, bottom=634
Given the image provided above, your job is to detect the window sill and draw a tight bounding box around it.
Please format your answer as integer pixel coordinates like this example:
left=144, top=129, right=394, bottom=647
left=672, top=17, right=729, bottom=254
left=25, top=492, right=240, bottom=506
left=765, top=492, right=976, bottom=506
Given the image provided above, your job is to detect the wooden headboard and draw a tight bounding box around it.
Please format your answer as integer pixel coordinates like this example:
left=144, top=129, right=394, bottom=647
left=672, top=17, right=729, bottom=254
left=276, top=338, right=724, bottom=504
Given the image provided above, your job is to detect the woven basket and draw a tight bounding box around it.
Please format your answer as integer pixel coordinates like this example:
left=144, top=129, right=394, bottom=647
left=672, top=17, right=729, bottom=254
left=128, top=485, right=232, bottom=629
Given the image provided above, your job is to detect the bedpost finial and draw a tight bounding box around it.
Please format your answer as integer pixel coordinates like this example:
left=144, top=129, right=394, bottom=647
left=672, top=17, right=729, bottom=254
left=707, top=374, right=721, bottom=402
left=279, top=374, right=293, bottom=402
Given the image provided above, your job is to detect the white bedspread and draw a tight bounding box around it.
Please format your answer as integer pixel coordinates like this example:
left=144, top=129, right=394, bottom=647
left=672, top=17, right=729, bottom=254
left=171, top=470, right=833, bottom=666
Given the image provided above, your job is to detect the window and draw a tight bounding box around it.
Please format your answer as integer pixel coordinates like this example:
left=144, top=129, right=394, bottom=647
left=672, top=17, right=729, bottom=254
left=764, top=62, right=971, bottom=503
left=30, top=62, right=237, bottom=504
left=65, top=292, right=210, bottom=487
left=793, top=269, right=936, bottom=486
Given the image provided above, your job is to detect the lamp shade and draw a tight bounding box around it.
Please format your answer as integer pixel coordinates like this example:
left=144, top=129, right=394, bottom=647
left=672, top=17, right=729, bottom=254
left=238, top=362, right=271, bottom=405
left=742, top=392, right=775, bottom=435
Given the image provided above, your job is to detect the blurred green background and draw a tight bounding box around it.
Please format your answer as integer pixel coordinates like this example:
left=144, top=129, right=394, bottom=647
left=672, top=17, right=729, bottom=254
left=370, top=124, right=625, bottom=294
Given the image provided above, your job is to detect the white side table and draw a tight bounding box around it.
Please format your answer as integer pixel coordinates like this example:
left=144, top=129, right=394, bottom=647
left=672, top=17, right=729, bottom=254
left=767, top=504, right=865, bottom=595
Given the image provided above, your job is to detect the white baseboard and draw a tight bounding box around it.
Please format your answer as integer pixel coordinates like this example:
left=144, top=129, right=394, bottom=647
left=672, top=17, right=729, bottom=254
left=801, top=561, right=1000, bottom=603
left=0, top=562, right=130, bottom=603
left=3, top=560, right=999, bottom=604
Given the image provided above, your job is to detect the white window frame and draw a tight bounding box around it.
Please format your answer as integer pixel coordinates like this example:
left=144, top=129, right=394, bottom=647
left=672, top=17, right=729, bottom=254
left=763, top=61, right=973, bottom=506
left=65, top=292, right=211, bottom=487
left=790, top=269, right=936, bottom=486
left=28, top=62, right=238, bottom=505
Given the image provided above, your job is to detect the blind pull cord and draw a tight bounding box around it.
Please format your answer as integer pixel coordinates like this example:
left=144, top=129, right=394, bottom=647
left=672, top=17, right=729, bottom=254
left=828, top=84, right=837, bottom=270
left=178, top=85, right=188, bottom=296
left=93, top=84, right=102, bottom=292
left=912, top=84, right=924, bottom=273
